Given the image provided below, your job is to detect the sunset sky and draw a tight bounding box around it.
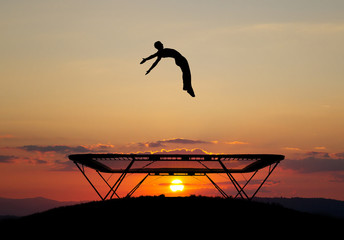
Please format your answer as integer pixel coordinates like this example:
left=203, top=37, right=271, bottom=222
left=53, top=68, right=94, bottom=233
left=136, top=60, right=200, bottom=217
left=1, top=0, right=344, bottom=201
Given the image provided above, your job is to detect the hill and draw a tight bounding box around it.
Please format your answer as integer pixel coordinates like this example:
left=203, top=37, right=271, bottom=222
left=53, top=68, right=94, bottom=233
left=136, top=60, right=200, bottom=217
left=2, top=195, right=343, bottom=219
left=1, top=196, right=343, bottom=236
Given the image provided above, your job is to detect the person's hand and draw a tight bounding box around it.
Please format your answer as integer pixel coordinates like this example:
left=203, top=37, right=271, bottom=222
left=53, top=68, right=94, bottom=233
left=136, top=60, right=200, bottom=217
left=140, top=58, right=146, bottom=64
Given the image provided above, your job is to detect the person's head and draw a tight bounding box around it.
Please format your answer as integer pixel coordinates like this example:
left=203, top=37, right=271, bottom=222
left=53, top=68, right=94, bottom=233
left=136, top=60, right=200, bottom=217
left=154, top=41, right=164, bottom=50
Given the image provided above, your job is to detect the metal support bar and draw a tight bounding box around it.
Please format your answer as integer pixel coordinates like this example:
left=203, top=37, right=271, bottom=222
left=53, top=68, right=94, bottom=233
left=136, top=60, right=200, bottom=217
left=228, top=172, right=249, bottom=199
left=109, top=172, right=127, bottom=199
left=234, top=170, right=258, bottom=198
left=126, top=174, right=149, bottom=198
left=218, top=160, right=248, bottom=200
left=104, top=159, right=135, bottom=200
left=96, top=171, right=120, bottom=199
left=250, top=161, right=280, bottom=200
left=205, top=174, right=229, bottom=198
left=74, top=162, right=104, bottom=201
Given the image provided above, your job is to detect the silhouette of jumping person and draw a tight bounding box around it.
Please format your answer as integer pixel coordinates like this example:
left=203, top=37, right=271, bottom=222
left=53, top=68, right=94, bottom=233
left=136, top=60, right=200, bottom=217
left=140, top=41, right=195, bottom=97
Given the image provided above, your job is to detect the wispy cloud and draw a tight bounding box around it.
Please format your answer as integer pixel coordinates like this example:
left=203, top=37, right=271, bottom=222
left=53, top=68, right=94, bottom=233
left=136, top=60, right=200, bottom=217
left=82, top=143, right=116, bottom=152
left=283, top=147, right=302, bottom=151
left=335, top=152, right=344, bottom=158
left=330, top=173, right=344, bottom=183
left=5, top=145, right=92, bottom=168
left=52, top=160, right=77, bottom=171
left=0, top=154, right=48, bottom=165
left=224, top=141, right=248, bottom=145
left=138, top=138, right=214, bottom=148
left=0, top=155, right=16, bottom=163
left=138, top=138, right=251, bottom=148
left=314, top=146, right=326, bottom=150
left=137, top=148, right=211, bottom=155
left=282, top=152, right=344, bottom=173
left=158, top=148, right=211, bottom=155
left=14, top=138, right=246, bottom=156
left=0, top=134, right=15, bottom=140
left=18, top=145, right=90, bottom=153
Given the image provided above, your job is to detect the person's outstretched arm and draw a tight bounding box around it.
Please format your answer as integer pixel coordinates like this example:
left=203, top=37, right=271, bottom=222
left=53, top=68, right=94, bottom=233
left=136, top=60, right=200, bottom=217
left=140, top=52, right=158, bottom=64
left=145, top=57, right=161, bottom=75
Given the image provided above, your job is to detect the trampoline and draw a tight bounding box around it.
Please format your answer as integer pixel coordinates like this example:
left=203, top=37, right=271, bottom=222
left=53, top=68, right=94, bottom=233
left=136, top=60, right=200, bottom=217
left=69, top=153, right=284, bottom=200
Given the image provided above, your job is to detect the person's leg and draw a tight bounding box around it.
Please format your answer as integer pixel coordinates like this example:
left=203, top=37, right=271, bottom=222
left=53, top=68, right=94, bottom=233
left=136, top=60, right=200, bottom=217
left=177, top=58, right=195, bottom=97
left=182, top=69, right=195, bottom=97
left=180, top=59, right=191, bottom=87
left=182, top=70, right=191, bottom=90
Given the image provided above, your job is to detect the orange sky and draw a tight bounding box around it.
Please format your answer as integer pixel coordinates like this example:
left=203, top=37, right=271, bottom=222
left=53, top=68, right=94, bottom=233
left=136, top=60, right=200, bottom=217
left=1, top=1, right=344, bottom=201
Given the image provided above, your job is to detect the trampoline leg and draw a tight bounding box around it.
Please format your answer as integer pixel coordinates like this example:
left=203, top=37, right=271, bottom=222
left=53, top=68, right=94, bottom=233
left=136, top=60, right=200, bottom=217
left=206, top=174, right=229, bottom=198
left=234, top=170, right=258, bottom=199
left=228, top=172, right=249, bottom=200
left=74, top=162, right=104, bottom=201
left=106, top=172, right=126, bottom=199
left=126, top=174, right=149, bottom=198
left=218, top=160, right=249, bottom=200
left=250, top=162, right=279, bottom=200
left=104, top=160, right=135, bottom=200
left=97, top=171, right=120, bottom=199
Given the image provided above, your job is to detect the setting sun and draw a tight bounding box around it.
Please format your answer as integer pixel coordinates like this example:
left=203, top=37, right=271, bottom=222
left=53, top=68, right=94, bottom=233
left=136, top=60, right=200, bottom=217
left=170, top=179, right=184, bottom=192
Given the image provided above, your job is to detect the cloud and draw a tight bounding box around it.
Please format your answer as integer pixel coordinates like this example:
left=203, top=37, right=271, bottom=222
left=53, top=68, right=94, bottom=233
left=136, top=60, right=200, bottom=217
left=282, top=152, right=344, bottom=173
left=224, top=141, right=248, bottom=145
left=52, top=160, right=77, bottom=171
left=283, top=147, right=301, bottom=151
left=330, top=173, right=344, bottom=183
left=159, top=148, right=211, bottom=155
left=0, top=154, right=48, bottom=165
left=19, top=145, right=90, bottom=153
left=83, top=143, right=116, bottom=152
left=139, top=138, right=214, bottom=148
left=334, top=152, right=344, bottom=158
left=304, top=151, right=330, bottom=158
left=165, top=138, right=210, bottom=144
left=25, top=158, right=48, bottom=165
left=137, top=148, right=211, bottom=155
left=50, top=147, right=212, bottom=171
left=0, top=134, right=15, bottom=140
left=139, top=141, right=164, bottom=148
left=0, top=155, right=16, bottom=163
left=314, top=146, right=326, bottom=150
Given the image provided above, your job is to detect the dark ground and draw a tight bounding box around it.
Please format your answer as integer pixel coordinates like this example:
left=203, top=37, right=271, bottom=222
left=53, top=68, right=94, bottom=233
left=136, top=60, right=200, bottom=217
left=1, top=196, right=343, bottom=236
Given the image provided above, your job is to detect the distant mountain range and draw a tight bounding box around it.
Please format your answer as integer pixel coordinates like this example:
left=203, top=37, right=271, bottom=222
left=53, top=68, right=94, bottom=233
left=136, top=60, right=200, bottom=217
left=257, top=197, right=344, bottom=219
left=1, top=196, right=343, bottom=219
left=0, top=197, right=78, bottom=218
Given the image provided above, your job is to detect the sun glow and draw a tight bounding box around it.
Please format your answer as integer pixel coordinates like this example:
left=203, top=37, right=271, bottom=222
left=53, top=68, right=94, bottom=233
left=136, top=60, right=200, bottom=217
left=170, top=179, right=184, bottom=192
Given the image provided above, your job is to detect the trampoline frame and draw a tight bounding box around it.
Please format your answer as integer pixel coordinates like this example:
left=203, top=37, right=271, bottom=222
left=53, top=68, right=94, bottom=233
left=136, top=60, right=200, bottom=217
left=69, top=154, right=284, bottom=200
